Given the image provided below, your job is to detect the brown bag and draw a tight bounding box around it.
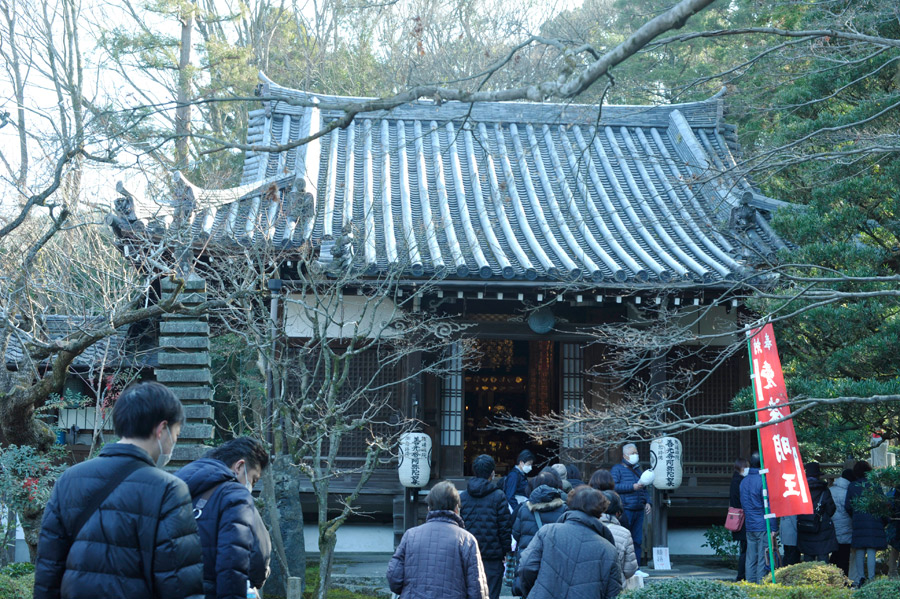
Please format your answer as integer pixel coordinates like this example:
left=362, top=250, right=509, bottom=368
left=725, top=507, right=745, bottom=531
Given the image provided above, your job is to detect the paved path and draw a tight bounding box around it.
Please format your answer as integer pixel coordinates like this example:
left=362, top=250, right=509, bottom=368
left=325, top=553, right=736, bottom=597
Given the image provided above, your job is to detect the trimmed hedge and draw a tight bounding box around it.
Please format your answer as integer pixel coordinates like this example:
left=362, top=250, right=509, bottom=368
left=854, top=578, right=900, bottom=599
left=772, top=562, right=850, bottom=588
left=0, top=572, right=33, bottom=599
left=621, top=579, right=749, bottom=599
left=737, top=582, right=853, bottom=599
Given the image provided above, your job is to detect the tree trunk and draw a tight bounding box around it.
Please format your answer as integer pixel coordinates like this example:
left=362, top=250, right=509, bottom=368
left=175, top=4, right=195, bottom=170
left=316, top=524, right=338, bottom=599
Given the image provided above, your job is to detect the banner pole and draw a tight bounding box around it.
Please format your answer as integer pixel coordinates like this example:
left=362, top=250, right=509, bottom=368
left=748, top=331, right=778, bottom=584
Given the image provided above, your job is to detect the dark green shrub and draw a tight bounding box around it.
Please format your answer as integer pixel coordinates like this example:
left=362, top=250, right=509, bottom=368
left=738, top=581, right=852, bottom=599
left=854, top=578, right=900, bottom=599
left=772, top=562, right=849, bottom=588
left=621, top=578, right=748, bottom=599
left=0, top=562, right=35, bottom=578
left=0, top=572, right=33, bottom=599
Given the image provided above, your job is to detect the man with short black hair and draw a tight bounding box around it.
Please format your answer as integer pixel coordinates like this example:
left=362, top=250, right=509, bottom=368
left=35, top=382, right=203, bottom=599
left=504, top=449, right=534, bottom=512
left=177, top=437, right=272, bottom=599
left=460, top=455, right=512, bottom=599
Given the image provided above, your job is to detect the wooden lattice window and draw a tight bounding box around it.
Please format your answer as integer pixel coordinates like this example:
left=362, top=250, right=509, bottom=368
left=285, top=346, right=399, bottom=469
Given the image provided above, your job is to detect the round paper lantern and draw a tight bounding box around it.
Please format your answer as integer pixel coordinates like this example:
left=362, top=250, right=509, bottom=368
left=649, top=437, right=683, bottom=490
left=639, top=469, right=655, bottom=486
left=398, top=432, right=432, bottom=488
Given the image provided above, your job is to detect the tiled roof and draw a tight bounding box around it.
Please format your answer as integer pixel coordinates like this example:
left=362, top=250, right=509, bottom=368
left=125, top=76, right=788, bottom=286
left=4, top=315, right=146, bottom=370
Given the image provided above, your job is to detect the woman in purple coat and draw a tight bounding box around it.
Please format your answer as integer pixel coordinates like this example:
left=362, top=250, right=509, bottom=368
left=388, top=481, right=489, bottom=599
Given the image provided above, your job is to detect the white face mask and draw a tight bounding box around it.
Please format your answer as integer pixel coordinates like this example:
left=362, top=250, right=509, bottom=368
left=521, top=463, right=533, bottom=474
left=242, top=464, right=254, bottom=493
left=627, top=453, right=639, bottom=465
left=741, top=468, right=750, bottom=477
left=156, top=425, right=173, bottom=468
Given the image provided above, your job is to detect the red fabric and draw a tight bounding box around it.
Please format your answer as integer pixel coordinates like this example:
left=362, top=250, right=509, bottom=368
left=748, top=323, right=814, bottom=518
left=725, top=507, right=745, bottom=532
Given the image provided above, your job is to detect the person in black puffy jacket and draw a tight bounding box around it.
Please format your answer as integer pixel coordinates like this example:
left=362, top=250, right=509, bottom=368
left=797, top=462, right=838, bottom=562
left=387, top=481, right=489, bottom=599
left=514, top=486, right=622, bottom=599
left=176, top=437, right=272, bottom=599
left=512, top=472, right=568, bottom=553
left=460, top=455, right=512, bottom=599
left=34, top=382, right=203, bottom=599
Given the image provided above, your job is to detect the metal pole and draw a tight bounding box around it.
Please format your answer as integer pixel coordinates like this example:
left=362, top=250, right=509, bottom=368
left=748, top=334, right=778, bottom=584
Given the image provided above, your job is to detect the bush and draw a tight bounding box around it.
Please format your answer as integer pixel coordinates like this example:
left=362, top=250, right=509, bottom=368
left=772, top=562, right=849, bottom=588
left=737, top=581, right=853, bottom=599
left=0, top=562, right=35, bottom=578
left=621, top=579, right=748, bottom=599
left=854, top=578, right=900, bottom=599
left=0, top=572, right=33, bottom=599
left=702, top=525, right=740, bottom=569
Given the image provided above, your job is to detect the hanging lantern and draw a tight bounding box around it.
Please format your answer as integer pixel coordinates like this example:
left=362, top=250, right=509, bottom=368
left=398, top=432, right=432, bottom=488
left=650, top=437, right=683, bottom=490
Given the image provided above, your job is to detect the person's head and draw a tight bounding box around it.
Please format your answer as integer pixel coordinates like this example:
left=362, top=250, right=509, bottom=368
left=841, top=468, right=855, bottom=482
left=853, top=460, right=872, bottom=480
left=602, top=490, right=623, bottom=517
left=734, top=457, right=750, bottom=475
left=528, top=470, right=562, bottom=494
left=589, top=469, right=614, bottom=491
left=209, top=437, right=270, bottom=491
left=567, top=485, right=609, bottom=518
left=472, top=454, right=496, bottom=480
left=805, top=462, right=821, bottom=480
left=749, top=451, right=761, bottom=469
left=517, top=450, right=535, bottom=474
left=550, top=464, right=568, bottom=481
left=427, top=480, right=461, bottom=512
left=565, top=464, right=581, bottom=482
left=113, top=382, right=185, bottom=466
left=622, top=443, right=639, bottom=465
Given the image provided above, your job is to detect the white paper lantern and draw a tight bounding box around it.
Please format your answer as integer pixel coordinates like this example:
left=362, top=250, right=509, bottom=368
left=649, top=437, right=683, bottom=490
left=398, top=432, right=432, bottom=488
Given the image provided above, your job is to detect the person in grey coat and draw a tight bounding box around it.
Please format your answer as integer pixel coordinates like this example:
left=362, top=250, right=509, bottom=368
left=780, top=516, right=799, bottom=566
left=514, top=486, right=622, bottom=599
left=387, top=481, right=489, bottom=599
left=828, top=469, right=854, bottom=577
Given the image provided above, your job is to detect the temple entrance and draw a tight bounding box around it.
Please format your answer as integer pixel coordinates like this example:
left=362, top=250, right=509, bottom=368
left=462, top=339, right=559, bottom=476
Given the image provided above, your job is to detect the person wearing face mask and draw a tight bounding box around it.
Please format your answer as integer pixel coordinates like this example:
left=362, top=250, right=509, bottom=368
left=729, top=457, right=751, bottom=581
left=504, top=449, right=535, bottom=512
left=35, top=382, right=203, bottom=599
left=460, top=454, right=512, bottom=599
left=611, top=443, right=651, bottom=571
left=176, top=437, right=272, bottom=599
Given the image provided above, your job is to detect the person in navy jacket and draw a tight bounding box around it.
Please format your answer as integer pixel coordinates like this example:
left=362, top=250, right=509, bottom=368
left=611, top=443, right=651, bottom=567
left=740, top=452, right=776, bottom=583
left=177, top=437, right=272, bottom=599
left=504, top=450, right=535, bottom=512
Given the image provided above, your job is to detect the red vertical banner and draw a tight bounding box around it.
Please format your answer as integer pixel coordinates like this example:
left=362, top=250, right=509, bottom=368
left=748, top=323, right=813, bottom=517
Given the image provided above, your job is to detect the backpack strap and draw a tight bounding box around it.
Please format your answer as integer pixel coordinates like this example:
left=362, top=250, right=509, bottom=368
left=193, top=482, right=227, bottom=520
left=66, top=459, right=150, bottom=541
left=534, top=511, right=543, bottom=529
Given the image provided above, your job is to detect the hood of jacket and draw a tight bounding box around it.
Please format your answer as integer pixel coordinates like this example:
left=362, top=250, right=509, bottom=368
left=527, top=485, right=565, bottom=511
left=832, top=477, right=851, bottom=490
left=466, top=476, right=499, bottom=498
left=559, top=509, right=610, bottom=537
left=175, top=457, right=239, bottom=497
left=600, top=513, right=621, bottom=527
left=426, top=509, right=465, bottom=528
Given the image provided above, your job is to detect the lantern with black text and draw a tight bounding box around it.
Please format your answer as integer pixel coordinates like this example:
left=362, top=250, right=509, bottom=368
left=650, top=437, right=683, bottom=490
left=398, top=432, right=432, bottom=488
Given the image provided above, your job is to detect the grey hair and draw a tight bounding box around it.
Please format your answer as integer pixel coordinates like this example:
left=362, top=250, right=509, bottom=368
left=622, top=443, right=637, bottom=453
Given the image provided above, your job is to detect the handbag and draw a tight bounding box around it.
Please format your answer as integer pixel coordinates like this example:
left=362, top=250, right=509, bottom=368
left=725, top=507, right=745, bottom=532
left=797, top=493, right=825, bottom=534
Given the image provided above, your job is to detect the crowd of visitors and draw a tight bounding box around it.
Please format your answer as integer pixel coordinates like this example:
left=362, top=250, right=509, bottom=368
left=389, top=444, right=652, bottom=599
left=730, top=452, right=900, bottom=588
